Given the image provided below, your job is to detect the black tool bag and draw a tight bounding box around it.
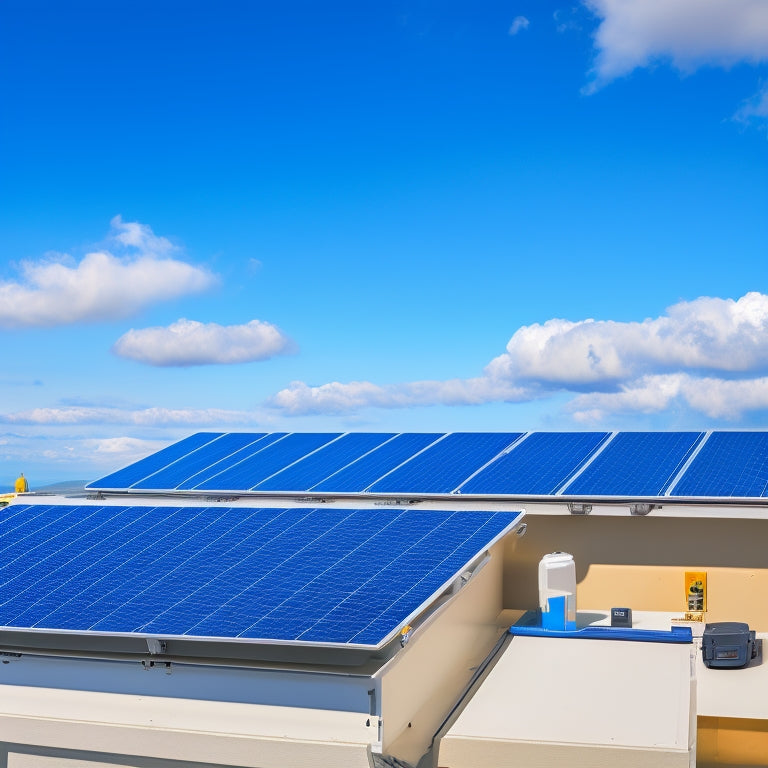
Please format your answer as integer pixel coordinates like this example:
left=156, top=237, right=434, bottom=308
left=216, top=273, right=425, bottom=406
left=702, top=622, right=759, bottom=669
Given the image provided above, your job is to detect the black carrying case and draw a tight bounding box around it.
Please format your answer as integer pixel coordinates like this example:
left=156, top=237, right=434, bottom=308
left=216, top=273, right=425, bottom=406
left=702, top=622, right=758, bottom=669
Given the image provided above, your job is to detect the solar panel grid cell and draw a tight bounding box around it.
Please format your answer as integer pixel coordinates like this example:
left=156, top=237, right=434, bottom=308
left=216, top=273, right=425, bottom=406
left=460, top=432, right=611, bottom=495
left=193, top=433, right=342, bottom=492
left=25, top=506, right=209, bottom=631
left=309, top=433, right=444, bottom=493
left=348, top=513, right=505, bottom=644
left=563, top=432, right=706, bottom=496
left=244, top=509, right=445, bottom=641
left=131, top=433, right=268, bottom=490
left=131, top=507, right=291, bottom=632
left=1, top=505, right=106, bottom=581
left=0, top=504, right=520, bottom=647
left=367, top=433, right=524, bottom=494
left=298, top=512, right=476, bottom=643
left=136, top=507, right=316, bottom=635
left=672, top=432, right=768, bottom=497
left=85, top=433, right=223, bottom=490
left=171, top=508, right=364, bottom=638
left=86, top=506, right=268, bottom=632
left=177, top=433, right=287, bottom=490
left=1, top=503, right=56, bottom=542
left=253, top=433, right=397, bottom=491
left=0, top=505, right=148, bottom=627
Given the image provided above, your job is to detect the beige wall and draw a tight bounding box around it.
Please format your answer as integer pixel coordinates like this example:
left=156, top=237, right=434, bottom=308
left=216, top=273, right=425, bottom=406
left=503, top=515, right=768, bottom=630
left=380, top=543, right=506, bottom=766
left=0, top=685, right=375, bottom=768
left=698, top=716, right=768, bottom=767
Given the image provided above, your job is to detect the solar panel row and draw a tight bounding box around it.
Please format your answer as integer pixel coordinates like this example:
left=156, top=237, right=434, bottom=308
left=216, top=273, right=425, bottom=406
left=87, top=431, right=768, bottom=498
left=0, top=503, right=521, bottom=647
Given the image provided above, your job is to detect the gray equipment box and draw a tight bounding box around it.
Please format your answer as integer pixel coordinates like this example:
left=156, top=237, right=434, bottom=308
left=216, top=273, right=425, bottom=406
left=702, top=622, right=758, bottom=669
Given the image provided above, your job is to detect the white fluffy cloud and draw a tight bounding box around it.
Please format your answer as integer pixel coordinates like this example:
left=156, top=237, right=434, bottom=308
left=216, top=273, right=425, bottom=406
left=0, top=216, right=217, bottom=328
left=109, top=216, right=175, bottom=254
left=583, top=0, right=768, bottom=89
left=569, top=374, right=768, bottom=421
left=112, top=318, right=295, bottom=367
left=268, top=292, right=768, bottom=422
left=487, top=292, right=768, bottom=385
left=269, top=377, right=532, bottom=416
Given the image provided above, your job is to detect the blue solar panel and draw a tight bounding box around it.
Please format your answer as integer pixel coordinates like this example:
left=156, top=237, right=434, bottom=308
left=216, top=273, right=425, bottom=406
left=310, top=433, right=444, bottom=493
left=0, top=504, right=521, bottom=647
left=460, top=432, right=611, bottom=495
left=176, top=433, right=287, bottom=490
left=254, top=433, right=397, bottom=491
left=131, top=433, right=270, bottom=490
left=367, top=433, right=524, bottom=494
left=563, top=432, right=706, bottom=496
left=89, top=431, right=768, bottom=500
left=671, top=432, right=768, bottom=498
left=86, top=433, right=223, bottom=490
left=192, top=433, right=342, bottom=492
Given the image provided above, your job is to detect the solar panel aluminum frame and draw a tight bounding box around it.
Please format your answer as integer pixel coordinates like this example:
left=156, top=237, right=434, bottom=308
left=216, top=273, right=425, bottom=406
left=82, top=485, right=768, bottom=511
left=83, top=482, right=768, bottom=507
left=0, top=512, right=524, bottom=667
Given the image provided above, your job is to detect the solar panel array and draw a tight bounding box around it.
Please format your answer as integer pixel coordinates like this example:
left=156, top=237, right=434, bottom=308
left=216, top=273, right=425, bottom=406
left=87, top=431, right=768, bottom=499
left=0, top=503, right=520, bottom=646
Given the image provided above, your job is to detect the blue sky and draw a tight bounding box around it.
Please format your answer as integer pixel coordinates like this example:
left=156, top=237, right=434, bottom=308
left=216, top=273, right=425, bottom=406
left=1, top=0, right=767, bottom=486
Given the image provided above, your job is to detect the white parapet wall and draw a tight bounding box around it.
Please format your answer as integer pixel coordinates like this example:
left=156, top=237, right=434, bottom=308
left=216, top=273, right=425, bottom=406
left=0, top=683, right=376, bottom=768
left=436, top=632, right=696, bottom=768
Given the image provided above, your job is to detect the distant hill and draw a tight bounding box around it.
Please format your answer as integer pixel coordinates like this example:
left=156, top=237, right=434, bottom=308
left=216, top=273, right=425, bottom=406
left=33, top=480, right=89, bottom=495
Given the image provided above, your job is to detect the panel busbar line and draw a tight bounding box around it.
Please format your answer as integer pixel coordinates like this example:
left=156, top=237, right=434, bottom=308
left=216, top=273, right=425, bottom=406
left=366, top=433, right=524, bottom=494
left=86, top=433, right=223, bottom=490
left=670, top=431, right=768, bottom=498
left=253, top=433, right=397, bottom=492
left=131, top=433, right=270, bottom=491
left=309, top=433, right=444, bottom=493
left=562, top=432, right=706, bottom=497
left=459, top=432, right=611, bottom=495
left=193, top=433, right=343, bottom=492
left=0, top=504, right=521, bottom=648
left=177, top=433, right=288, bottom=490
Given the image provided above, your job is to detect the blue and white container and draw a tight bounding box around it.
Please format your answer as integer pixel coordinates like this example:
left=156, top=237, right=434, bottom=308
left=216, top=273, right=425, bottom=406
left=538, top=552, right=577, bottom=630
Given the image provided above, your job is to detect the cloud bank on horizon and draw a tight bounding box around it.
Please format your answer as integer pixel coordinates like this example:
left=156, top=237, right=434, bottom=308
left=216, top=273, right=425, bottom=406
left=269, top=293, right=768, bottom=422
left=0, top=406, right=257, bottom=427
left=2, top=215, right=767, bottom=431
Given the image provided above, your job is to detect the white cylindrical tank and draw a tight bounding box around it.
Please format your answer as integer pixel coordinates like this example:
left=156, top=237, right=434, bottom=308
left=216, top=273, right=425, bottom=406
left=538, top=552, right=577, bottom=630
